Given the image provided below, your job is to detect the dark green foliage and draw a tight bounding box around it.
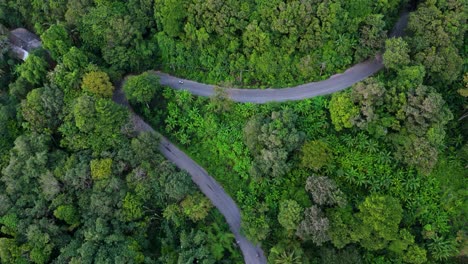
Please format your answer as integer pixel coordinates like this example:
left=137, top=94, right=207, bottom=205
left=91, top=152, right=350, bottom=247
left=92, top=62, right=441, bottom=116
left=21, top=85, right=64, bottom=133
left=407, top=1, right=464, bottom=84
left=355, top=14, right=387, bottom=61
left=154, top=0, right=403, bottom=86
left=319, top=246, right=363, bottom=264
left=300, top=140, right=333, bottom=171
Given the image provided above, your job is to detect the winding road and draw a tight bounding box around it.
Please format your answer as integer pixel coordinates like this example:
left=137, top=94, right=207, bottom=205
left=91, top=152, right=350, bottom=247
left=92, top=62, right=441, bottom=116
left=115, top=10, right=409, bottom=264
left=156, top=12, right=409, bottom=103
left=11, top=9, right=410, bottom=264
left=113, top=87, right=267, bottom=264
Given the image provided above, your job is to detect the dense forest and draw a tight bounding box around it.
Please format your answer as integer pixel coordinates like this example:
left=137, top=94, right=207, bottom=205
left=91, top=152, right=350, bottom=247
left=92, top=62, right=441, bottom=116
left=0, top=0, right=466, bottom=263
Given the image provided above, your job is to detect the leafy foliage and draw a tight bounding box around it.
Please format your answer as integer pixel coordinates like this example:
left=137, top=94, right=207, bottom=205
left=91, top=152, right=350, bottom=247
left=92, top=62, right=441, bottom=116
left=81, top=71, right=114, bottom=98
left=244, top=109, right=304, bottom=177
left=277, top=200, right=303, bottom=232
left=123, top=72, right=161, bottom=105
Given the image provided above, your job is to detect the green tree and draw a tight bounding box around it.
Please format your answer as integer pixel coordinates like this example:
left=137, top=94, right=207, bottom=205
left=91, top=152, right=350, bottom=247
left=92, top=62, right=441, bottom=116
left=305, top=175, right=345, bottom=207
left=21, top=85, right=64, bottom=133
left=41, top=24, right=72, bottom=60
left=355, top=14, right=387, bottom=61
left=278, top=200, right=303, bottom=232
left=296, top=205, right=330, bottom=246
left=53, top=205, right=80, bottom=226
left=16, top=54, right=48, bottom=85
left=122, top=193, right=144, bottom=222
left=180, top=192, right=213, bottom=222
left=9, top=77, right=33, bottom=99
left=244, top=109, right=304, bottom=177
left=354, top=194, right=403, bottom=251
left=59, top=96, right=128, bottom=152
left=241, top=207, right=270, bottom=244
left=350, top=78, right=388, bottom=136
left=383, top=38, right=410, bottom=70
left=319, top=246, right=363, bottom=264
left=81, top=71, right=114, bottom=98
left=123, top=72, right=160, bottom=106
left=154, top=0, right=187, bottom=37
left=403, top=245, right=427, bottom=264
left=329, top=91, right=359, bottom=131
left=300, top=140, right=332, bottom=171
left=90, top=158, right=112, bottom=180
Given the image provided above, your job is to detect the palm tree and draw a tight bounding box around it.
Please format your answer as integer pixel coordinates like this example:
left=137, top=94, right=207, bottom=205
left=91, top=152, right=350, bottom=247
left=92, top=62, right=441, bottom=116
left=273, top=249, right=303, bottom=264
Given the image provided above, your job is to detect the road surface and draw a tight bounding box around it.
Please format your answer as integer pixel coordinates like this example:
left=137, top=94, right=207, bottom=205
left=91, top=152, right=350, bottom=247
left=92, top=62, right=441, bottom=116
left=156, top=12, right=409, bottom=104
left=113, top=10, right=410, bottom=264
left=113, top=87, right=267, bottom=264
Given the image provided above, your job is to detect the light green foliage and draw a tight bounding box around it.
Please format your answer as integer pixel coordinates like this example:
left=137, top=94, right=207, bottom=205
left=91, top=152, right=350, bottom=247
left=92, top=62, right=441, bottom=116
left=53, top=205, right=80, bottom=226
left=329, top=195, right=406, bottom=252
left=0, top=213, right=18, bottom=236
left=81, top=71, right=114, bottom=98
left=123, top=72, right=160, bottom=104
left=383, top=37, right=410, bottom=70
left=0, top=238, right=26, bottom=264
left=329, top=91, right=359, bottom=131
left=16, top=55, right=48, bottom=85
left=403, top=245, right=427, bottom=264
left=122, top=193, right=144, bottom=221
left=50, top=47, right=90, bottom=102
left=90, top=158, right=112, bottom=180
left=394, top=65, right=426, bottom=90
left=355, top=195, right=403, bottom=250
left=278, top=200, right=303, bottom=232
left=41, top=24, right=72, bottom=60
left=300, top=140, right=332, bottom=171
left=180, top=192, right=213, bottom=222
left=458, top=73, right=468, bottom=97
left=155, top=0, right=186, bottom=37
left=328, top=206, right=356, bottom=249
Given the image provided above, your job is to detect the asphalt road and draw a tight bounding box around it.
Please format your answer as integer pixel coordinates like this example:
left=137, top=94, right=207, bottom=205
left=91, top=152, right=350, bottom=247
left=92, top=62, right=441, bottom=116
left=113, top=87, right=267, bottom=264
left=116, top=10, right=409, bottom=264
left=156, top=12, right=409, bottom=104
